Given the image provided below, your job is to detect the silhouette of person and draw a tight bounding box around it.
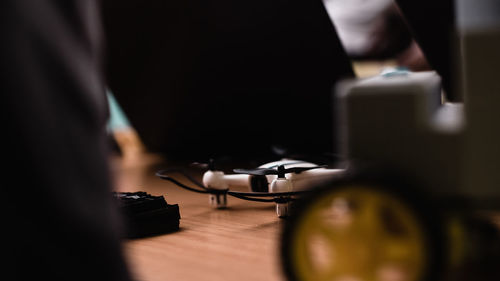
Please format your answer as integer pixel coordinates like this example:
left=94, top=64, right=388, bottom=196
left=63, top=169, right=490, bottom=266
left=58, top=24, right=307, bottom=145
left=2, top=1, right=133, bottom=280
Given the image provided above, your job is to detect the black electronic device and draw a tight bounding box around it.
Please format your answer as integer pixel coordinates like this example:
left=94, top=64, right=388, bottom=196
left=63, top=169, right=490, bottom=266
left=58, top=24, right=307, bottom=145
left=113, top=192, right=180, bottom=238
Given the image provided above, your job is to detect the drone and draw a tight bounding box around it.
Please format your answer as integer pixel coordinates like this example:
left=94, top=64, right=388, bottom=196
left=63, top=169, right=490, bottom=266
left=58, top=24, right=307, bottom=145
left=156, top=157, right=345, bottom=217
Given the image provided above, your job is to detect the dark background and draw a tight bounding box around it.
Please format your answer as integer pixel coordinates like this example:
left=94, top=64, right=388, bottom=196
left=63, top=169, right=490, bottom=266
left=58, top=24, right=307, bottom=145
left=101, top=0, right=456, bottom=161
left=101, top=0, right=355, bottom=161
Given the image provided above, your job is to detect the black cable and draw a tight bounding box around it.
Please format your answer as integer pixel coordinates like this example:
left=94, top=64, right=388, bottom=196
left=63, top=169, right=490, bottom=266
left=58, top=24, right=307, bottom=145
left=227, top=192, right=275, bottom=202
left=228, top=190, right=309, bottom=197
left=156, top=168, right=206, bottom=189
left=156, top=171, right=208, bottom=194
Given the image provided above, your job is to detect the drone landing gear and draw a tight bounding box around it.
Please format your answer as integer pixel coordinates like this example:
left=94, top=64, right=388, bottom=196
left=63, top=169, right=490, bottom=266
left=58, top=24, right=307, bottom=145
left=208, top=189, right=228, bottom=209
left=275, top=197, right=292, bottom=218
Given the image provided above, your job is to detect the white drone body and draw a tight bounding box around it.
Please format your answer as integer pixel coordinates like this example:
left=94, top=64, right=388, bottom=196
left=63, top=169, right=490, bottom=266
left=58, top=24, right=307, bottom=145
left=202, top=158, right=345, bottom=217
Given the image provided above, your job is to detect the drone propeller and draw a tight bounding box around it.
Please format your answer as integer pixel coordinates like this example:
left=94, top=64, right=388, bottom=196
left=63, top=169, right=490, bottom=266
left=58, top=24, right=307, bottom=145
left=190, top=155, right=236, bottom=171
left=190, top=158, right=218, bottom=171
left=270, top=145, right=346, bottom=167
left=233, top=164, right=326, bottom=178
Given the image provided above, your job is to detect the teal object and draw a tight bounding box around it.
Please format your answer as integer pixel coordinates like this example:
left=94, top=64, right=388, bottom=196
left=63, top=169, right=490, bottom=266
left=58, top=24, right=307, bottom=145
left=107, top=91, right=131, bottom=131
left=380, top=66, right=410, bottom=77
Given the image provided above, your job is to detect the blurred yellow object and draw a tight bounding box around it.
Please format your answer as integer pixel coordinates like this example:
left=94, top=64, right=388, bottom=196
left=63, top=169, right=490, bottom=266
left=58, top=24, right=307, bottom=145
left=291, top=185, right=426, bottom=281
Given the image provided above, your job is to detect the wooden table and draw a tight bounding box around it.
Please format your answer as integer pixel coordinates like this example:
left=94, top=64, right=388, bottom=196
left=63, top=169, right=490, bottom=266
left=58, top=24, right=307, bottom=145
left=111, top=153, right=288, bottom=281
left=107, top=61, right=391, bottom=281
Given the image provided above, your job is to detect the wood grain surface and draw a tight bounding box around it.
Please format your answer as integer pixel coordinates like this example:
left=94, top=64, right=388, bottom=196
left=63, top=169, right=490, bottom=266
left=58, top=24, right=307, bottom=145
left=111, top=154, right=288, bottom=281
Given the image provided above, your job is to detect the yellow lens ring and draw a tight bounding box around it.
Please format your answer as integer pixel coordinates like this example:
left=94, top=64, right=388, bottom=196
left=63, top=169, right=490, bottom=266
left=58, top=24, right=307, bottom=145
left=290, top=185, right=427, bottom=281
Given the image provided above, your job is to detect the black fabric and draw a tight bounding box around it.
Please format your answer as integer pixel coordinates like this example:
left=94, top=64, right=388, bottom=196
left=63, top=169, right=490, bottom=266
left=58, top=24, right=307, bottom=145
left=2, top=1, right=132, bottom=280
left=395, top=0, right=457, bottom=101
left=102, top=0, right=355, bottom=161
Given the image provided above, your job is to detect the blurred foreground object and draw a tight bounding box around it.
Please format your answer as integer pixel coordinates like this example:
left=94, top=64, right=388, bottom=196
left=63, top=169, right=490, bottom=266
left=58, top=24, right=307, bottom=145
left=281, top=0, right=500, bottom=280
left=2, top=1, right=133, bottom=280
left=324, top=0, right=412, bottom=60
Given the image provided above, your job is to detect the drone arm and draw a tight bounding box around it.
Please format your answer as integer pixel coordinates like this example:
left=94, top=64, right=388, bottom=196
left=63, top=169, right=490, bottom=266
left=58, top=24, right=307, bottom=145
left=202, top=171, right=228, bottom=190
left=300, top=168, right=345, bottom=177
left=222, top=174, right=251, bottom=188
left=291, top=168, right=346, bottom=190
